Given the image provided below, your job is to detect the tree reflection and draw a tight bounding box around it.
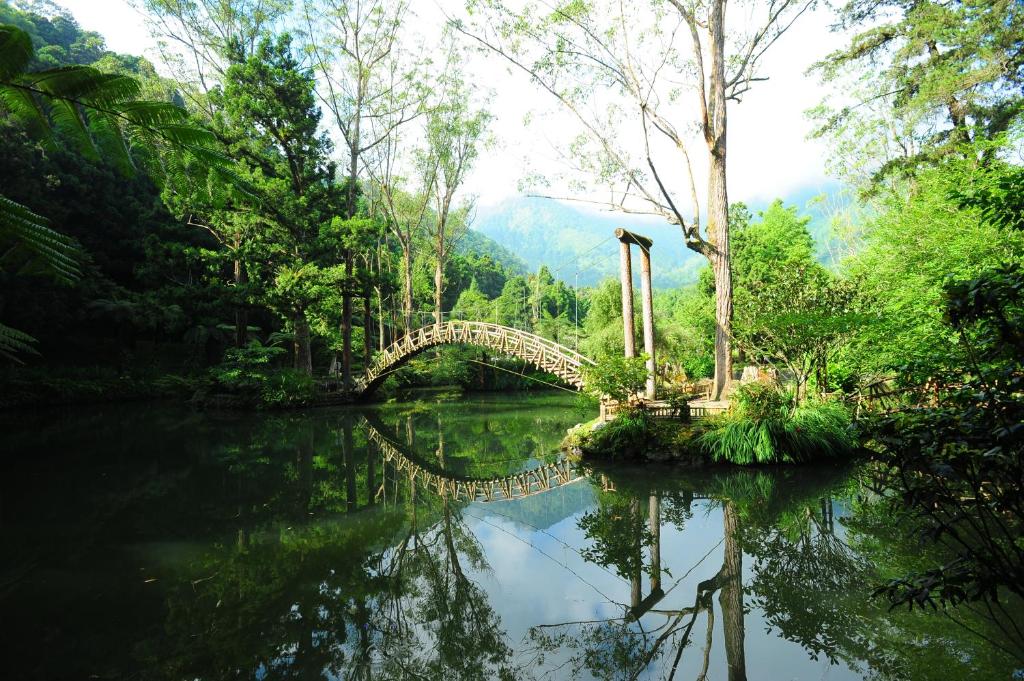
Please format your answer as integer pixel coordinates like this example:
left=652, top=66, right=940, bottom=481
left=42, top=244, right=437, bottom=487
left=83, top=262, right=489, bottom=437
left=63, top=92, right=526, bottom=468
left=131, top=411, right=518, bottom=680
left=529, top=483, right=748, bottom=681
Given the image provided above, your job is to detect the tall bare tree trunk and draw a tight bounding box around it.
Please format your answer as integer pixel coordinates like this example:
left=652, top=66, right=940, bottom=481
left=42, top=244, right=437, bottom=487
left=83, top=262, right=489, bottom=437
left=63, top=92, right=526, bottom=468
left=363, top=287, right=372, bottom=367
left=376, top=287, right=386, bottom=350
left=342, top=254, right=353, bottom=386
left=294, top=309, right=312, bottom=375
left=341, top=110, right=360, bottom=388
left=708, top=162, right=732, bottom=399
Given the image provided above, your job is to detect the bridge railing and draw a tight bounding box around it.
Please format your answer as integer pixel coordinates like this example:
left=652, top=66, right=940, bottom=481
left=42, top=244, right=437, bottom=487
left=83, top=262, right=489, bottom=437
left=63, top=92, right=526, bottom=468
left=359, top=320, right=595, bottom=392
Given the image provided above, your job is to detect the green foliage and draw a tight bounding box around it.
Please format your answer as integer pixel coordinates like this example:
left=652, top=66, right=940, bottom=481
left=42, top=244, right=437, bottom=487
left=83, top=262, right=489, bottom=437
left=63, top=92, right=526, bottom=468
left=868, top=169, right=1024, bottom=617
left=734, top=381, right=790, bottom=420
left=811, top=0, right=1024, bottom=189
left=580, top=353, right=648, bottom=402
left=210, top=341, right=286, bottom=392
left=701, top=384, right=856, bottom=465
left=0, top=17, right=238, bottom=364
left=733, top=200, right=860, bottom=396
left=258, top=369, right=317, bottom=408
left=841, top=157, right=1024, bottom=380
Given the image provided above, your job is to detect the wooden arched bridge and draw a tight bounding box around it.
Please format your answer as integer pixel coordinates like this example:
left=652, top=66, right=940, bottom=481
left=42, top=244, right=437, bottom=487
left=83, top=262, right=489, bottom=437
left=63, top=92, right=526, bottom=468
left=356, top=321, right=595, bottom=396
left=364, top=418, right=588, bottom=503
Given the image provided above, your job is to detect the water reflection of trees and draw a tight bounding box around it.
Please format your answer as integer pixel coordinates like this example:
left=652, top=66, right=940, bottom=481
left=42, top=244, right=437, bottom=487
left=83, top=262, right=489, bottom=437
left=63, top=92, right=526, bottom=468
left=145, top=411, right=518, bottom=680
left=529, top=485, right=748, bottom=681
left=531, top=465, right=1020, bottom=680
left=7, top=401, right=1022, bottom=680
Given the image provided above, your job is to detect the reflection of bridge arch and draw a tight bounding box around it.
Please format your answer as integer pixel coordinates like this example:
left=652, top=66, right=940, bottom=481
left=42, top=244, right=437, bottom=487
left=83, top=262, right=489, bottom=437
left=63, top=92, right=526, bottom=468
left=357, top=321, right=595, bottom=396
left=364, top=418, right=586, bottom=503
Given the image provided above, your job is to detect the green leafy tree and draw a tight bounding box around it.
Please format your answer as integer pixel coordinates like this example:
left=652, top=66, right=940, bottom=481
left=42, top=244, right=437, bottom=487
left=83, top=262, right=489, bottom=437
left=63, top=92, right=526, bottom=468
left=732, top=202, right=859, bottom=399
left=213, top=32, right=342, bottom=374
left=812, top=0, right=1024, bottom=190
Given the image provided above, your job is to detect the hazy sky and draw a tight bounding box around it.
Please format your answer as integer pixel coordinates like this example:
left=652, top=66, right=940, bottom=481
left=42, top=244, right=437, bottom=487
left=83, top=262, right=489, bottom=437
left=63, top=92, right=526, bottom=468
left=53, top=0, right=844, bottom=210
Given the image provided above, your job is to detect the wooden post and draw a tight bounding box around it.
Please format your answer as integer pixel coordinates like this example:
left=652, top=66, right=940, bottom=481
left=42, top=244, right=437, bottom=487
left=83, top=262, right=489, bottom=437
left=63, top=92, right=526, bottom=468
left=616, top=228, right=656, bottom=395
left=639, top=247, right=656, bottom=399
left=619, top=240, right=636, bottom=358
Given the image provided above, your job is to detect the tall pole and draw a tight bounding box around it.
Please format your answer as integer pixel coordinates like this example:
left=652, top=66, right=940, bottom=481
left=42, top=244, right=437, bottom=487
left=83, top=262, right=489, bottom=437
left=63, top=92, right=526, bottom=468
left=639, top=247, right=656, bottom=399
left=619, top=241, right=636, bottom=358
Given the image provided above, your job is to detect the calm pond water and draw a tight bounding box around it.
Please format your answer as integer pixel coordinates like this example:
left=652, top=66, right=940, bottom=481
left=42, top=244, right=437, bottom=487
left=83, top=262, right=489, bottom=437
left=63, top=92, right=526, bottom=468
left=0, top=392, right=1016, bottom=680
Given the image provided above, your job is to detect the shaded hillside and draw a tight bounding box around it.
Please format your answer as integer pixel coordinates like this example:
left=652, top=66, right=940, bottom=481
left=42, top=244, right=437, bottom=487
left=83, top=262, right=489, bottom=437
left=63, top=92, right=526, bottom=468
left=456, top=229, right=528, bottom=275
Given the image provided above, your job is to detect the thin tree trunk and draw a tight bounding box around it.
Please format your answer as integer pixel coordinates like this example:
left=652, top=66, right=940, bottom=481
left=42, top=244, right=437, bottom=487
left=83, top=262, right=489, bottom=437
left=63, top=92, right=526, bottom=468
left=402, top=244, right=413, bottom=332
left=434, top=253, right=444, bottom=329
left=233, top=257, right=248, bottom=348
left=293, top=308, right=312, bottom=375
left=342, top=252, right=353, bottom=387
left=376, top=286, right=386, bottom=351
left=363, top=287, right=372, bottom=367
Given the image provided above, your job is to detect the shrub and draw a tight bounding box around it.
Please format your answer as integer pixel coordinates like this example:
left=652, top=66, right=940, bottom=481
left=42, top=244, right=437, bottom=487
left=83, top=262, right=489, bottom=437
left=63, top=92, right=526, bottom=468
left=581, top=354, right=649, bottom=402
left=585, top=408, right=652, bottom=459
left=210, top=341, right=286, bottom=393
left=259, top=369, right=317, bottom=407
left=734, top=382, right=790, bottom=420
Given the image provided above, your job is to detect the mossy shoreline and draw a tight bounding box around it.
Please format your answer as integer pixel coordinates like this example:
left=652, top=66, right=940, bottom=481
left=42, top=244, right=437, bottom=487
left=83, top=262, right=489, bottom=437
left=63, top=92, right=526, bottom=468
left=563, top=415, right=712, bottom=464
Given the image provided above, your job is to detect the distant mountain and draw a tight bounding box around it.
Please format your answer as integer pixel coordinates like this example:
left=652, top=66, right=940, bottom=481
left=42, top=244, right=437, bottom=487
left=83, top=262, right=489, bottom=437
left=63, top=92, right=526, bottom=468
left=471, top=186, right=844, bottom=289
left=473, top=196, right=705, bottom=288
left=456, top=229, right=529, bottom=275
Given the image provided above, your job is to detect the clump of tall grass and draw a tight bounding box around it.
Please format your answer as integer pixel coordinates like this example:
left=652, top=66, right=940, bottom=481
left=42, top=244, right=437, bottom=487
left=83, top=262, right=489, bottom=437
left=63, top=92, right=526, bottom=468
left=700, top=383, right=856, bottom=465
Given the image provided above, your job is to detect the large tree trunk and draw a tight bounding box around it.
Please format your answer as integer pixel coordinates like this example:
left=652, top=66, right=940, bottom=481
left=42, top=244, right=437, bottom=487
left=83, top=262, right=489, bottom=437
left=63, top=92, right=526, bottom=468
left=293, top=308, right=312, bottom=375
left=707, top=0, right=733, bottom=401
left=233, top=257, right=248, bottom=348
left=402, top=243, right=413, bottom=333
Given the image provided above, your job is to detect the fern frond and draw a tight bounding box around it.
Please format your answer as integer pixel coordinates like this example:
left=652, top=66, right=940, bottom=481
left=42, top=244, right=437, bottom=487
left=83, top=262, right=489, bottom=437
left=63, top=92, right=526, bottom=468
left=0, top=82, right=50, bottom=139
left=0, top=194, right=81, bottom=283
left=0, top=323, right=40, bottom=364
left=91, top=111, right=135, bottom=175
left=114, top=100, right=188, bottom=126
left=49, top=97, right=98, bottom=158
left=27, top=67, right=141, bottom=104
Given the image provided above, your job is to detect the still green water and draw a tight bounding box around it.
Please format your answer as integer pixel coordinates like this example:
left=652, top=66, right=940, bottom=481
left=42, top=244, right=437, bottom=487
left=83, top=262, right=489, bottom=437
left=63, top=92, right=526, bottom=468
left=0, top=393, right=1015, bottom=680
